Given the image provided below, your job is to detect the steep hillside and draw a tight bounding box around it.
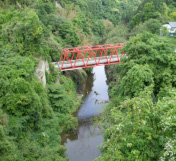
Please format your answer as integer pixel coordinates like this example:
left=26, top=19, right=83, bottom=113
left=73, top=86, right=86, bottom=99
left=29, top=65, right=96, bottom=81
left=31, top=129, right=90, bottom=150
left=96, top=0, right=176, bottom=160
left=0, top=0, right=143, bottom=160
left=0, top=0, right=95, bottom=160
left=1, top=0, right=175, bottom=160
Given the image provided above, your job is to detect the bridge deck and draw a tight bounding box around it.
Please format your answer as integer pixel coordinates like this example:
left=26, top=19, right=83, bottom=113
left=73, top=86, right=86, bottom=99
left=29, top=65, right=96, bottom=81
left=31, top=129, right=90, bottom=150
left=53, top=55, right=123, bottom=71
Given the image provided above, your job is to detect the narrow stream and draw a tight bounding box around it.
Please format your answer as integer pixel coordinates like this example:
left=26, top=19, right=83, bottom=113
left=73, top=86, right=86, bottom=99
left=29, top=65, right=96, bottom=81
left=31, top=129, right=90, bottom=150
left=61, top=66, right=109, bottom=161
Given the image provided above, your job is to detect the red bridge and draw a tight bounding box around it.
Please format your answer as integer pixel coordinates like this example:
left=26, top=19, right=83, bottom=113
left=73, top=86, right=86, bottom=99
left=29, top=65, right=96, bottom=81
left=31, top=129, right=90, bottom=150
left=53, top=43, right=126, bottom=71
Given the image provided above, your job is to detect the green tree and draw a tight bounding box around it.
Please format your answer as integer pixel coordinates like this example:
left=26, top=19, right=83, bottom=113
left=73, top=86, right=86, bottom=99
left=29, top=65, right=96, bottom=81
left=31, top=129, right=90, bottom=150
left=0, top=110, right=17, bottom=161
left=121, top=64, right=154, bottom=98
left=48, top=84, right=74, bottom=113
left=96, top=87, right=162, bottom=161
left=144, top=3, right=155, bottom=21
left=122, top=33, right=175, bottom=96
left=57, top=17, right=81, bottom=47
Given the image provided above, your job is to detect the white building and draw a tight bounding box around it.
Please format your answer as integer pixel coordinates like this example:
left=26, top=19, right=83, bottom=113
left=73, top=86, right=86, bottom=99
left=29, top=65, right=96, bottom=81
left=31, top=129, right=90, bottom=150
left=162, top=22, right=176, bottom=36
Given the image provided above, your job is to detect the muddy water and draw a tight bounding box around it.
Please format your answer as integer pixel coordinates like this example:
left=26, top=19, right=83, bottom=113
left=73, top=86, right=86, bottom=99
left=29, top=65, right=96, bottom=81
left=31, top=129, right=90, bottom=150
left=61, top=66, right=109, bottom=161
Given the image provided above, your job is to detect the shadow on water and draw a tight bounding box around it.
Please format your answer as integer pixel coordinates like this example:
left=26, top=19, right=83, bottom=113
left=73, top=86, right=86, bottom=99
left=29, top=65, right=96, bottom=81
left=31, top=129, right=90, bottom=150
left=61, top=66, right=109, bottom=161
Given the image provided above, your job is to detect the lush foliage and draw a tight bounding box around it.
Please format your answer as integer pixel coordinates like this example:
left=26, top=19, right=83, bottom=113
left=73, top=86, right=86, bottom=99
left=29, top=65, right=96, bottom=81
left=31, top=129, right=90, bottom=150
left=97, top=87, right=176, bottom=160
left=98, top=0, right=176, bottom=159
left=0, top=0, right=91, bottom=160
left=97, top=32, right=176, bottom=160
left=0, top=0, right=175, bottom=160
left=129, top=0, right=176, bottom=29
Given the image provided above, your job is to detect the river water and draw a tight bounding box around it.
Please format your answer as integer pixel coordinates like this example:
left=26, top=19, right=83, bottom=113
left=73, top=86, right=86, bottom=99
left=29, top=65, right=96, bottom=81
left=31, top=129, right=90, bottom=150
left=61, top=66, right=109, bottom=161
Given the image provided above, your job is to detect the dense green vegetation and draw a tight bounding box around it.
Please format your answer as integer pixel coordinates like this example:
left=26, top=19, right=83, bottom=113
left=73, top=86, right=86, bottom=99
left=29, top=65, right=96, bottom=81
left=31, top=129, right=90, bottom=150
left=0, top=0, right=98, bottom=160
left=0, top=0, right=143, bottom=160
left=129, top=0, right=176, bottom=29
left=95, top=0, right=176, bottom=160
left=0, top=0, right=175, bottom=160
left=97, top=33, right=176, bottom=160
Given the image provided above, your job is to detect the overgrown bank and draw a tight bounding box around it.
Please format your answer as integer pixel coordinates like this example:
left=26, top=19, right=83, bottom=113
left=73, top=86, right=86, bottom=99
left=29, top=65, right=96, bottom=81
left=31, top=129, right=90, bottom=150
left=96, top=0, right=176, bottom=160
left=96, top=33, right=176, bottom=160
left=0, top=0, right=102, bottom=160
left=0, top=2, right=81, bottom=161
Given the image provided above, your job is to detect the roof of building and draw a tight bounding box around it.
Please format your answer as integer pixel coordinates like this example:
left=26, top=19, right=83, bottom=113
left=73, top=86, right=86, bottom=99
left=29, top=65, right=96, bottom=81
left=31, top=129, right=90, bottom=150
left=169, top=22, right=176, bottom=28
left=163, top=24, right=171, bottom=28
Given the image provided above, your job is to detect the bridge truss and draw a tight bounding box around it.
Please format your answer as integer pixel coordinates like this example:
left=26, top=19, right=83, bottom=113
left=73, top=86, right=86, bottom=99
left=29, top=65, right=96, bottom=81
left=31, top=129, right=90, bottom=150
left=53, top=43, right=126, bottom=71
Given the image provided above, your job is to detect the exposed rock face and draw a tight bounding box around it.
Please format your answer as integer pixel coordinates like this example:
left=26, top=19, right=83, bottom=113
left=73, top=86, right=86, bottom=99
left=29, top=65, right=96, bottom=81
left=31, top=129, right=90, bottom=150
left=55, top=1, right=62, bottom=8
left=35, top=60, right=50, bottom=87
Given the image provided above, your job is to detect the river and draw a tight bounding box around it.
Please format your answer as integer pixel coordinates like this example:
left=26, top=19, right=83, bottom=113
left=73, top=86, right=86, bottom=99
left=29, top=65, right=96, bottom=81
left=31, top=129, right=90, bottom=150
left=61, top=66, right=109, bottom=161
